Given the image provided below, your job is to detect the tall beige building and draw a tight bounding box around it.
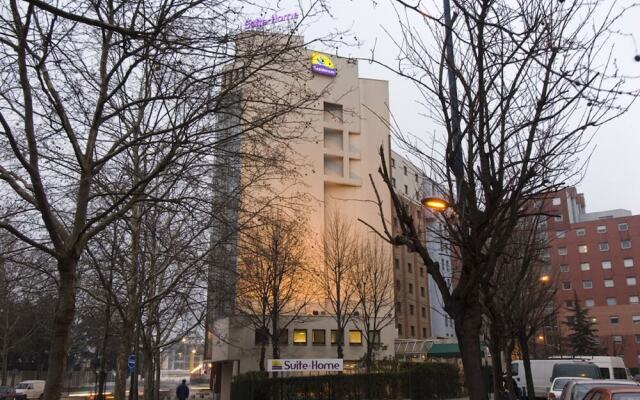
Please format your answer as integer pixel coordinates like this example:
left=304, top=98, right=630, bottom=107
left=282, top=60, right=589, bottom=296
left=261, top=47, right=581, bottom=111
left=206, top=36, right=397, bottom=399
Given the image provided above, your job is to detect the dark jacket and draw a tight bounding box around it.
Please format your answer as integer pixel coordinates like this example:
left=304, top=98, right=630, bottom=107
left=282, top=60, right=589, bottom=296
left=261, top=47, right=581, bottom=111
left=176, top=383, right=189, bottom=400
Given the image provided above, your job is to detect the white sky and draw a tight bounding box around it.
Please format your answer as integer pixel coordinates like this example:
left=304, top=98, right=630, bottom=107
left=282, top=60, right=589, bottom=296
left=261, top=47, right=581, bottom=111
left=295, top=0, right=640, bottom=213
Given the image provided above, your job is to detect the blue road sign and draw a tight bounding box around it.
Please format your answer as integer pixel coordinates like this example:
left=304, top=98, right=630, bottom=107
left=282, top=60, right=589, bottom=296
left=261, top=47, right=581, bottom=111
left=127, top=355, right=136, bottom=375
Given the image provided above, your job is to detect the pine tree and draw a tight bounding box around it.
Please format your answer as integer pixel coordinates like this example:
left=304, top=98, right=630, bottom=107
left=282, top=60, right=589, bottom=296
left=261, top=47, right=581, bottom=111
left=563, top=291, right=600, bottom=356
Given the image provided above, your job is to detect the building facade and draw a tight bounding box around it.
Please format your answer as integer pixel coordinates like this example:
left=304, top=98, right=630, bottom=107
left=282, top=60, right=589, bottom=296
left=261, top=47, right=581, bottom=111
left=544, top=187, right=640, bottom=368
left=206, top=37, right=397, bottom=398
left=390, top=152, right=455, bottom=340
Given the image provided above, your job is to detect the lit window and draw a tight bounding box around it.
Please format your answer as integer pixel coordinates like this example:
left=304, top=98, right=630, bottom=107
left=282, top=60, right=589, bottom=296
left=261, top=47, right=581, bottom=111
left=578, top=245, right=588, bottom=254
left=585, top=299, right=595, bottom=307
left=558, top=247, right=568, bottom=256
left=556, top=231, right=566, bottom=239
left=599, top=243, right=609, bottom=252
left=312, top=329, right=326, bottom=345
left=612, top=335, right=622, bottom=342
left=626, top=277, right=637, bottom=286
left=610, top=316, right=620, bottom=325
left=630, top=296, right=639, bottom=304
left=607, top=297, right=617, bottom=306
left=621, top=240, right=632, bottom=249
left=583, top=280, right=593, bottom=289
left=562, top=282, right=572, bottom=290
left=624, top=258, right=634, bottom=267
left=633, top=316, right=640, bottom=325
left=597, top=225, right=607, bottom=233
left=604, top=279, right=614, bottom=288
left=293, top=329, right=307, bottom=345
left=552, top=197, right=562, bottom=206
left=331, top=329, right=341, bottom=345
left=602, top=261, right=612, bottom=269
left=618, top=223, right=629, bottom=231
left=348, top=330, right=362, bottom=345
left=560, top=264, right=569, bottom=272
left=576, top=228, right=586, bottom=236
left=580, top=263, right=591, bottom=271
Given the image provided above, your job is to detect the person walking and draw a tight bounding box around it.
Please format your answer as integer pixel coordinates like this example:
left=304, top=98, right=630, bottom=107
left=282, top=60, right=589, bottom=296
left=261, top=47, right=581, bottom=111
left=176, top=379, right=190, bottom=400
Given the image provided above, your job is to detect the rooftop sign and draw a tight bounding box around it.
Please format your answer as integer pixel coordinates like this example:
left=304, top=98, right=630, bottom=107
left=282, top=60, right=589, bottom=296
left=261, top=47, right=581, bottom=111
left=267, top=358, right=343, bottom=372
left=311, top=52, right=337, bottom=77
left=245, top=12, right=299, bottom=30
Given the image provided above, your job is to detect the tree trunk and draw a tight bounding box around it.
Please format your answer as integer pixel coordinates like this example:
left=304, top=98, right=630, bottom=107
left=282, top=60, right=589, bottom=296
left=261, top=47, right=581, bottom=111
left=143, top=347, right=155, bottom=400
left=519, top=332, right=535, bottom=400
left=489, top=333, right=503, bottom=400
left=455, top=301, right=488, bottom=400
left=154, top=352, right=161, bottom=400
left=43, top=261, right=78, bottom=400
left=114, top=331, right=131, bottom=400
left=97, top=300, right=111, bottom=400
left=337, top=327, right=344, bottom=359
left=259, top=344, right=266, bottom=372
left=505, top=340, right=517, bottom=400
left=1, top=337, right=8, bottom=386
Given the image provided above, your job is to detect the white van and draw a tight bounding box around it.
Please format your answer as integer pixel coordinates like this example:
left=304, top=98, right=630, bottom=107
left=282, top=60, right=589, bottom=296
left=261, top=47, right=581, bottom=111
left=549, top=356, right=631, bottom=380
left=15, top=380, right=45, bottom=400
left=511, top=360, right=595, bottom=399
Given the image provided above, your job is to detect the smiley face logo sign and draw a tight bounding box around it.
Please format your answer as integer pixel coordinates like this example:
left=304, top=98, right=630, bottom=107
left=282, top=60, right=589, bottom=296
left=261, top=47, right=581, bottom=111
left=311, top=52, right=337, bottom=77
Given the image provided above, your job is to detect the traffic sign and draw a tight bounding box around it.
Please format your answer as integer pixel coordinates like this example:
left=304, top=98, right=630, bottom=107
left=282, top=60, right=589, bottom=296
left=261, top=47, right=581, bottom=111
left=127, top=355, right=136, bottom=375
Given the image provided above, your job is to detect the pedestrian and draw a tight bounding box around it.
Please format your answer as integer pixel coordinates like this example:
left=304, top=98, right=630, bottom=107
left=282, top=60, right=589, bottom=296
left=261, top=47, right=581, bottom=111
left=176, top=379, right=190, bottom=400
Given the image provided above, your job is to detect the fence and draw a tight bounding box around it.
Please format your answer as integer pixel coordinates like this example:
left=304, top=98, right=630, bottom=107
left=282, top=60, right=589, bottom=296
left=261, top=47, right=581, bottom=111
left=3, top=370, right=115, bottom=391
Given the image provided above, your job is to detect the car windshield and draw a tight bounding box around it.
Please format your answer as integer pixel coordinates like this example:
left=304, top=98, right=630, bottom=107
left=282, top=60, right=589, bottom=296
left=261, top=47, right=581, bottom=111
left=574, top=383, right=638, bottom=400
left=15, top=383, right=30, bottom=389
left=554, top=379, right=573, bottom=391
left=612, top=394, right=640, bottom=400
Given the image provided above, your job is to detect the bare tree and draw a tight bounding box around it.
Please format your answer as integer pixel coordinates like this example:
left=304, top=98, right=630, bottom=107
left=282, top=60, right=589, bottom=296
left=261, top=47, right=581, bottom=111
left=235, top=213, right=312, bottom=371
left=0, top=1, right=332, bottom=398
left=320, top=210, right=361, bottom=359
left=352, top=237, right=394, bottom=372
left=364, top=1, right=635, bottom=398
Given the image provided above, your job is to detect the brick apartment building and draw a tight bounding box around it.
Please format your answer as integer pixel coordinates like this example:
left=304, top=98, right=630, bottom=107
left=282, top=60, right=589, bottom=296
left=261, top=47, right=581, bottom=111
left=544, top=187, right=640, bottom=368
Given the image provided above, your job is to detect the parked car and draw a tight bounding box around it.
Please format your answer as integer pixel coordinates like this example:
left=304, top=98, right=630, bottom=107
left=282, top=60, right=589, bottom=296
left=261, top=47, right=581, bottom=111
left=549, top=378, right=591, bottom=400
left=583, top=386, right=640, bottom=400
left=559, top=379, right=640, bottom=400
left=14, top=381, right=45, bottom=400
left=0, top=386, right=17, bottom=400
left=512, top=360, right=597, bottom=398
left=549, top=356, right=631, bottom=380
left=552, top=363, right=602, bottom=382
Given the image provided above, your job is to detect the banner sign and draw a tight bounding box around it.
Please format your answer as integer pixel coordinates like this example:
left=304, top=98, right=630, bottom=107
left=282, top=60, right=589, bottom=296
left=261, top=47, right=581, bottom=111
left=267, top=358, right=343, bottom=372
left=311, top=52, right=337, bottom=77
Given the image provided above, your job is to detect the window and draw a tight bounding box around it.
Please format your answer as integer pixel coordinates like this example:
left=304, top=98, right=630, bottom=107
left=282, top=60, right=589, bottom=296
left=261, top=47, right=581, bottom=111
left=397, top=324, right=402, bottom=335
left=394, top=258, right=399, bottom=269
left=602, top=261, right=612, bottom=270
left=408, top=283, right=413, bottom=294
left=633, top=315, right=640, bottom=325
left=612, top=335, right=623, bottom=343
left=408, top=262, right=412, bottom=273
left=555, top=214, right=563, bottom=222
left=403, top=166, right=407, bottom=176
left=597, top=225, right=607, bottom=233
left=607, top=297, right=617, bottom=306
left=255, top=328, right=269, bottom=345
left=421, top=307, right=426, bottom=318
left=391, top=158, right=395, bottom=168
left=558, top=247, right=568, bottom=256
left=331, top=329, right=341, bottom=345
left=370, top=330, right=381, bottom=347
left=410, top=326, right=415, bottom=336
left=396, top=280, right=400, bottom=290
left=324, top=102, right=343, bottom=122
left=630, top=296, right=639, bottom=304
left=618, top=223, right=629, bottom=231
left=409, top=304, right=414, bottom=315
left=599, top=243, right=609, bottom=252
left=583, top=280, right=593, bottom=289
left=621, top=240, right=632, bottom=249
left=585, top=299, right=595, bottom=307
left=636, top=335, right=640, bottom=344
left=560, top=264, right=569, bottom=273
left=348, top=330, right=363, bottom=345
left=565, top=300, right=575, bottom=308
left=422, top=327, right=427, bottom=338
left=404, top=184, right=408, bottom=194
left=420, top=287, right=425, bottom=297
left=312, top=329, right=326, bottom=345
left=556, top=231, right=566, bottom=239
left=580, top=263, right=591, bottom=271
left=610, top=316, right=619, bottom=325
left=576, top=228, right=586, bottom=236
left=626, top=277, right=637, bottom=286
left=420, top=267, right=424, bottom=277
left=562, top=282, right=572, bottom=290
left=293, top=329, right=307, bottom=345
left=552, top=197, right=562, bottom=206
left=604, top=279, right=614, bottom=288
left=391, top=177, right=396, bottom=188
left=415, top=173, right=419, bottom=182
left=578, top=245, right=588, bottom=254
left=624, top=258, right=634, bottom=267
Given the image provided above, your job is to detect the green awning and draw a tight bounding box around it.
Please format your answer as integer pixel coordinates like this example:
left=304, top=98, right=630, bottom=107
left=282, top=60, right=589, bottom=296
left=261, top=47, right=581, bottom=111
left=427, top=343, right=485, bottom=358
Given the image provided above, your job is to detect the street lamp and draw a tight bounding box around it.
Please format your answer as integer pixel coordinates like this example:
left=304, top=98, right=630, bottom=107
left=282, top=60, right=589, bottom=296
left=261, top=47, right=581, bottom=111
left=421, top=197, right=450, bottom=213
left=539, top=275, right=550, bottom=284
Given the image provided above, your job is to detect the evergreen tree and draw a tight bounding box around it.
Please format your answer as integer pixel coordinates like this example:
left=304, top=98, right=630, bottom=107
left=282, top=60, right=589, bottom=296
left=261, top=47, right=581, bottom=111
left=563, top=291, right=600, bottom=355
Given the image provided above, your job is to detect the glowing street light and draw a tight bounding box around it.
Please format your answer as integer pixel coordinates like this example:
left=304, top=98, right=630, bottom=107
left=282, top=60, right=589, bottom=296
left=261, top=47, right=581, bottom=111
left=421, top=197, right=450, bottom=213
left=539, top=274, right=550, bottom=284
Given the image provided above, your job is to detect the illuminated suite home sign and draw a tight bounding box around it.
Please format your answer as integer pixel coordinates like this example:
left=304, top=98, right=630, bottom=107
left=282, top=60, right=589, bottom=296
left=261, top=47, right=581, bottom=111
left=311, top=52, right=337, bottom=77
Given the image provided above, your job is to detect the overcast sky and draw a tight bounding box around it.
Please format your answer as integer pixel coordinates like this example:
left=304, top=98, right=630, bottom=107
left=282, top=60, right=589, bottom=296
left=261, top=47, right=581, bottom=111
left=297, top=0, right=640, bottom=213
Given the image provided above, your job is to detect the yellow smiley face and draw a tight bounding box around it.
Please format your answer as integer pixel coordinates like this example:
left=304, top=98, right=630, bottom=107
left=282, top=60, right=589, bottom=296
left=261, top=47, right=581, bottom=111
left=311, top=52, right=335, bottom=69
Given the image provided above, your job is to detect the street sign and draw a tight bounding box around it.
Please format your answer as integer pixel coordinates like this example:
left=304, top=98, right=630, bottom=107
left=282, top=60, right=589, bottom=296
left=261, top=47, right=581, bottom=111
left=267, top=359, right=343, bottom=372
left=127, top=355, right=136, bottom=374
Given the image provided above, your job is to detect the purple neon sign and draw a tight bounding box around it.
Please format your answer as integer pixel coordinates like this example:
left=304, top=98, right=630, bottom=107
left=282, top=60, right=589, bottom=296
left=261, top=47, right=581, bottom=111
left=245, top=12, right=299, bottom=30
